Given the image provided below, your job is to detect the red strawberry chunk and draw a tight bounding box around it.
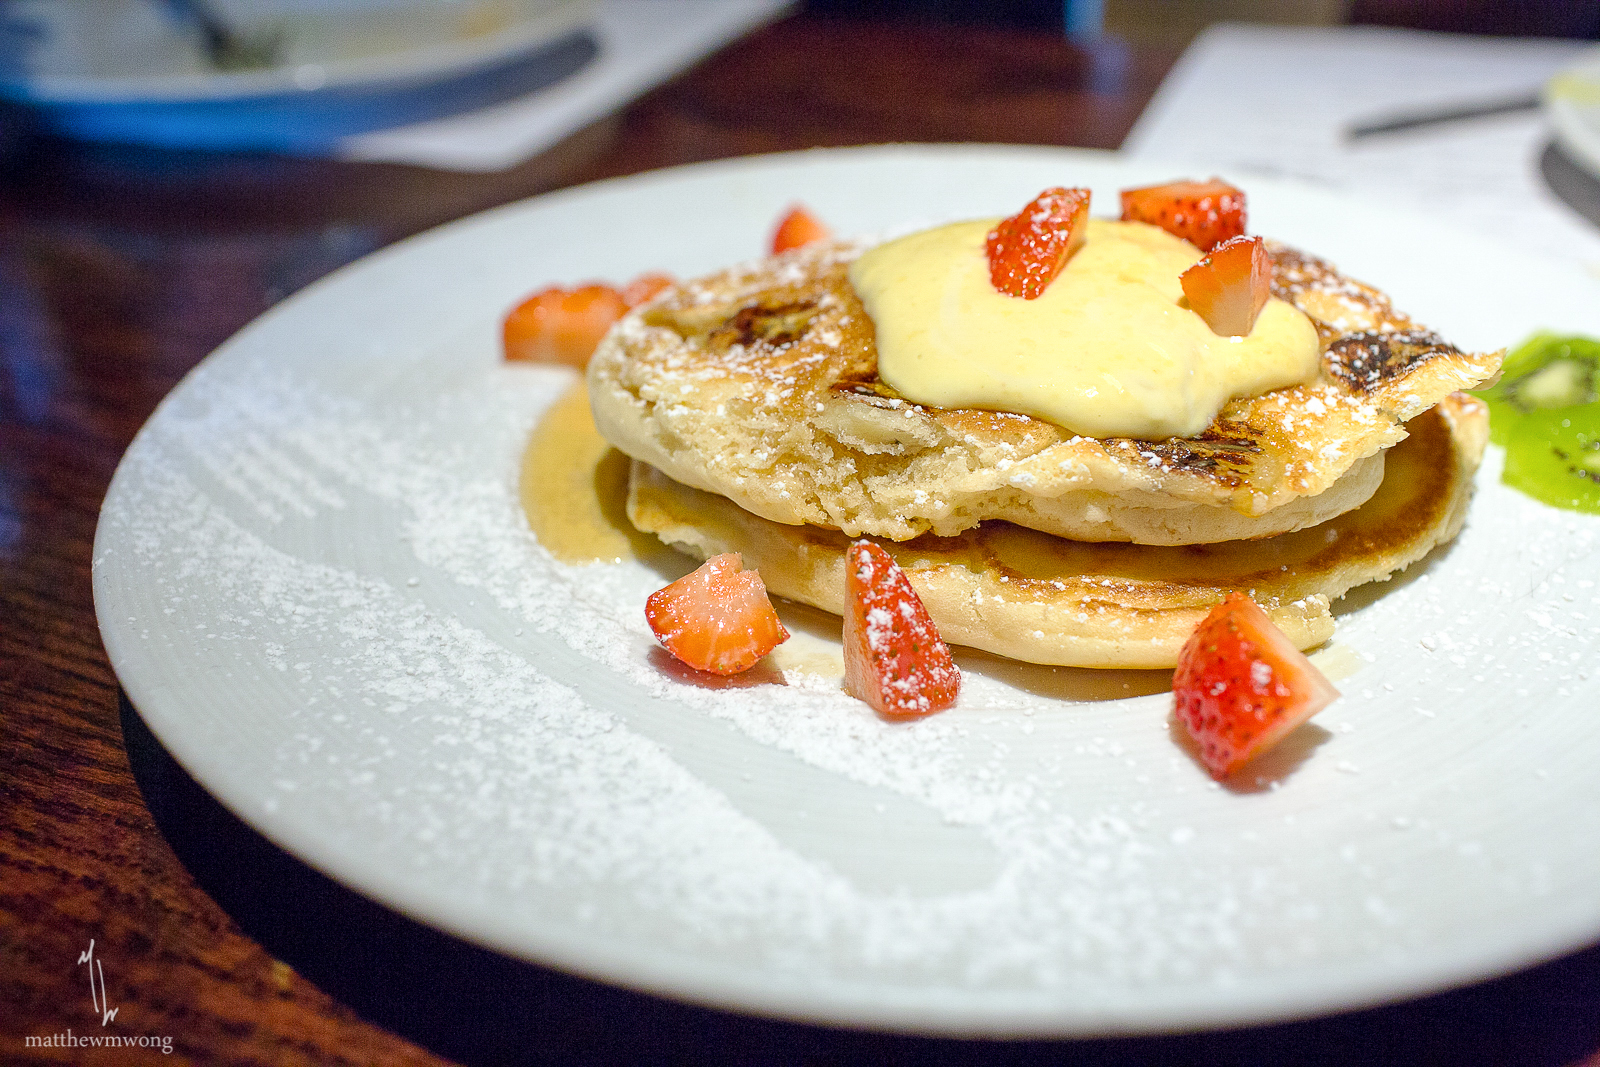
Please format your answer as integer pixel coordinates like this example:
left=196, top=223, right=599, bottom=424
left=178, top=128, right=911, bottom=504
left=771, top=205, right=832, bottom=254
left=646, top=553, right=789, bottom=675
left=1172, top=593, right=1339, bottom=779
left=843, top=541, right=959, bottom=719
left=1120, top=179, right=1246, bottom=252
left=985, top=186, right=1091, bottom=300
left=503, top=283, right=628, bottom=367
left=1180, top=235, right=1271, bottom=337
left=620, top=272, right=675, bottom=308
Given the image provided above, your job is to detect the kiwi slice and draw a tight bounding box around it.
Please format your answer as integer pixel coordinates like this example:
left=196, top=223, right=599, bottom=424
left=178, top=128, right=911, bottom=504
left=1503, top=404, right=1600, bottom=514
left=1474, top=333, right=1600, bottom=444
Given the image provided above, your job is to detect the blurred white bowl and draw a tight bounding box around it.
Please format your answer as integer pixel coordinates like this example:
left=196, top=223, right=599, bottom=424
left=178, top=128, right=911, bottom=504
left=1546, top=46, right=1600, bottom=179
left=0, top=0, right=596, bottom=148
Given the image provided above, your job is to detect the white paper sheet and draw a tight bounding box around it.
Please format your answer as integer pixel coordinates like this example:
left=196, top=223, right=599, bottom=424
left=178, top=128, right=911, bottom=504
left=340, top=0, right=790, bottom=171
left=1123, top=23, right=1600, bottom=275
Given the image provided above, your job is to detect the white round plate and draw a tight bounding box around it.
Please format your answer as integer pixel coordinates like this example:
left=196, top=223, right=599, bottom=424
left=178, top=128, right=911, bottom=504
left=1548, top=47, right=1600, bottom=178
left=94, top=145, right=1600, bottom=1037
left=0, top=0, right=593, bottom=147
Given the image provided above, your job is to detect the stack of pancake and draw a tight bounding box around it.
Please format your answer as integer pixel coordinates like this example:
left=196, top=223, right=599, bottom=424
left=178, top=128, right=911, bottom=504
left=586, top=234, right=1501, bottom=669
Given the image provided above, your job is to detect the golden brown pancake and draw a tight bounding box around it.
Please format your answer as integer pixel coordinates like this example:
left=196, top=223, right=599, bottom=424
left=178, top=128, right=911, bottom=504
left=626, top=394, right=1488, bottom=669
left=588, top=237, right=1500, bottom=546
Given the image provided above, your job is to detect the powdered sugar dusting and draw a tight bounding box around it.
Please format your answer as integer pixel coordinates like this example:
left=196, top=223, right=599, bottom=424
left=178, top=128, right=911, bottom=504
left=99, top=345, right=1600, bottom=1015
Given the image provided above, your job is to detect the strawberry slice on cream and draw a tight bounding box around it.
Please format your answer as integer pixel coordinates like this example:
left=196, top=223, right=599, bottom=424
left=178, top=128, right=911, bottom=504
left=1120, top=178, right=1246, bottom=252
left=985, top=186, right=1091, bottom=300
left=1181, top=235, right=1272, bottom=337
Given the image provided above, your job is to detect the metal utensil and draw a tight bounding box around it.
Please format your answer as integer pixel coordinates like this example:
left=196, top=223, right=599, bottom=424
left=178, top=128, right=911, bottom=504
left=1344, top=91, right=1543, bottom=142
left=162, top=0, right=282, bottom=71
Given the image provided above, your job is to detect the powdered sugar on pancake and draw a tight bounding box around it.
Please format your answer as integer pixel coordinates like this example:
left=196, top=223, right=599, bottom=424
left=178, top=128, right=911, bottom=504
left=587, top=238, right=1500, bottom=545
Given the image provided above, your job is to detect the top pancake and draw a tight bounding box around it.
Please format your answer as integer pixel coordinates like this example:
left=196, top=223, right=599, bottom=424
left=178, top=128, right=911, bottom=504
left=587, top=229, right=1501, bottom=545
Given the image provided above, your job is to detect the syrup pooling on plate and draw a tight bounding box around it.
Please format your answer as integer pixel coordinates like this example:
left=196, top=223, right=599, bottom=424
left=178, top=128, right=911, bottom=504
left=850, top=218, right=1321, bottom=439
left=520, top=380, right=660, bottom=565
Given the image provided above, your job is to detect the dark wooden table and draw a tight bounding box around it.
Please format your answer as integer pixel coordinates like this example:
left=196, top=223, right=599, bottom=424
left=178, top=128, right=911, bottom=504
left=4, top=13, right=1599, bottom=1066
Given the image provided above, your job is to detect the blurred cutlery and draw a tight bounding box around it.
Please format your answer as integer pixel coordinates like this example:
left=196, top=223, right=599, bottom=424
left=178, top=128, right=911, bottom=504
left=1345, top=91, right=1542, bottom=142
left=163, top=0, right=282, bottom=70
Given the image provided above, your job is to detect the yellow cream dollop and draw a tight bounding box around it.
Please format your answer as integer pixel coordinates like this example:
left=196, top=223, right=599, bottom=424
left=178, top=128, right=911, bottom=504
left=848, top=218, right=1320, bottom=440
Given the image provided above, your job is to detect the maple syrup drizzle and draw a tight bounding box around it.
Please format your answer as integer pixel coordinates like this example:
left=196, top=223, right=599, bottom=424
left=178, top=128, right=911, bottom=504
left=520, top=379, right=658, bottom=565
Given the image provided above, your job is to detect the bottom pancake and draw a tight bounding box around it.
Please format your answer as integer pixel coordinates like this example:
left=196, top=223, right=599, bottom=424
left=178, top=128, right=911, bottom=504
left=626, top=394, right=1489, bottom=669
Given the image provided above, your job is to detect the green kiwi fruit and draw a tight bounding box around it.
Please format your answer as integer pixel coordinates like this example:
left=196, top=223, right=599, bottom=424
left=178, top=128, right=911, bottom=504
left=1473, top=333, right=1600, bottom=444
left=1502, top=404, right=1600, bottom=514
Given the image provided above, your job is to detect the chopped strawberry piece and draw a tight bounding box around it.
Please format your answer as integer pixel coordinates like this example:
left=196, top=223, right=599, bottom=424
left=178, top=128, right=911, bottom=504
left=1172, top=593, right=1339, bottom=779
left=985, top=186, right=1091, bottom=300
left=771, top=205, right=832, bottom=254
left=620, top=272, right=674, bottom=308
left=1119, top=179, right=1246, bottom=252
left=1180, top=235, right=1272, bottom=337
left=842, top=541, right=959, bottom=719
left=503, top=283, right=628, bottom=367
left=646, top=553, right=789, bottom=675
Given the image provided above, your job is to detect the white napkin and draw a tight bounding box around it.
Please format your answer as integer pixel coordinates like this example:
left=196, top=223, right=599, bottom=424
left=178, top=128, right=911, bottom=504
left=1123, top=23, right=1600, bottom=274
left=340, top=0, right=790, bottom=170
